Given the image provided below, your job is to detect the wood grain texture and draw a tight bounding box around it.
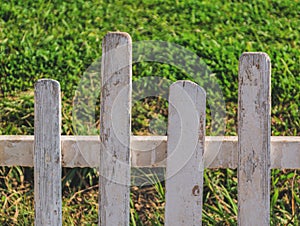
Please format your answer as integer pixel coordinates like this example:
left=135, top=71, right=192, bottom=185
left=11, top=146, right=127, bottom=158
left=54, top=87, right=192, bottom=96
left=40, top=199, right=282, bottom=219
left=99, top=32, right=132, bottom=226
left=34, top=79, right=62, bottom=226
left=165, top=81, right=206, bottom=226
left=238, top=53, right=271, bottom=226
left=1, top=136, right=299, bottom=168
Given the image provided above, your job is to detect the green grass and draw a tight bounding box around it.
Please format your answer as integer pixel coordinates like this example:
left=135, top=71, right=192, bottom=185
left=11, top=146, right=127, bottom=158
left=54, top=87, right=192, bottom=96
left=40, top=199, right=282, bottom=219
left=0, top=0, right=299, bottom=136
left=1, top=167, right=299, bottom=225
left=0, top=0, right=300, bottom=224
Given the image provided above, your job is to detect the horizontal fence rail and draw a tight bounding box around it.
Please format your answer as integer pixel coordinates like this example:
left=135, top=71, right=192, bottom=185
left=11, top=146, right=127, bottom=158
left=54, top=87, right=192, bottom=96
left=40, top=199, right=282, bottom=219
left=0, top=135, right=299, bottom=169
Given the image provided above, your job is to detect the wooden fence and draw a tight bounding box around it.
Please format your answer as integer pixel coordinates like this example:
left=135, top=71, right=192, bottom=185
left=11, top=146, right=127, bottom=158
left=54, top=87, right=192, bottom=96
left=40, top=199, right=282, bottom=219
left=0, top=32, right=300, bottom=225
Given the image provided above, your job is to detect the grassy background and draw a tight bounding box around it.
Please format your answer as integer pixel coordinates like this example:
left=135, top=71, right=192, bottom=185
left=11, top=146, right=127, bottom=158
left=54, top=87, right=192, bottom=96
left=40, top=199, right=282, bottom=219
left=0, top=0, right=299, bottom=225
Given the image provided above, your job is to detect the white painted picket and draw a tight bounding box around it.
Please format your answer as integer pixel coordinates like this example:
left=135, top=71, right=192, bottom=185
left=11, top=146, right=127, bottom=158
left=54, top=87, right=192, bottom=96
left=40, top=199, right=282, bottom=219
left=99, top=32, right=132, bottom=226
left=34, top=79, right=62, bottom=226
left=1, top=32, right=299, bottom=225
left=238, top=53, right=271, bottom=226
left=165, top=81, right=205, bottom=225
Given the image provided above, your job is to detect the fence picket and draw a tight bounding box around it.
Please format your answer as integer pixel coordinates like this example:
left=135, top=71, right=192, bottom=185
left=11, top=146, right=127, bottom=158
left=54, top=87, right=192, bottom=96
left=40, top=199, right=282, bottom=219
left=99, top=32, right=132, bottom=226
left=238, top=52, right=271, bottom=225
left=165, top=81, right=206, bottom=226
left=34, top=79, right=62, bottom=226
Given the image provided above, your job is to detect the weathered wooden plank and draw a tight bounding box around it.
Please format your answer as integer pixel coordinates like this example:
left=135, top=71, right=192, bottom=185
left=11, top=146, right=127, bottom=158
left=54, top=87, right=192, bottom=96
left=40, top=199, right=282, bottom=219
left=270, top=136, right=300, bottom=169
left=0, top=136, right=299, bottom=169
left=165, top=81, right=206, bottom=225
left=238, top=53, right=271, bottom=225
left=34, top=79, right=62, bottom=226
left=99, top=32, right=132, bottom=226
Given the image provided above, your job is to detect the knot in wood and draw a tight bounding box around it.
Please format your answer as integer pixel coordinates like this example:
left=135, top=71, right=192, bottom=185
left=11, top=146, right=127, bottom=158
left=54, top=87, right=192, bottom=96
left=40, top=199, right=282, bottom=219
left=192, top=185, right=200, bottom=196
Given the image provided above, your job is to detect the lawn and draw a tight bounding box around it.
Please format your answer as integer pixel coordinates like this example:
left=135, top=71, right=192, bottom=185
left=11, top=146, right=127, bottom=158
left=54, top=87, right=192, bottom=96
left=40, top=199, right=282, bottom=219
left=0, top=0, right=299, bottom=225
